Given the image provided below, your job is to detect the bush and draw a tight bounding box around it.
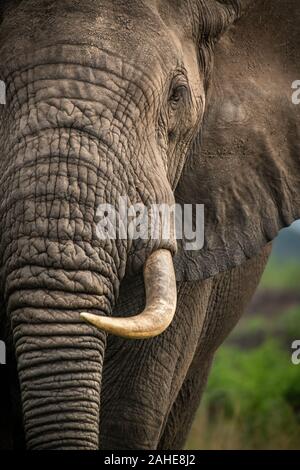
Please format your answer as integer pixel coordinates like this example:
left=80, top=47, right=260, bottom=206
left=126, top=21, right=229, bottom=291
left=187, top=340, right=300, bottom=449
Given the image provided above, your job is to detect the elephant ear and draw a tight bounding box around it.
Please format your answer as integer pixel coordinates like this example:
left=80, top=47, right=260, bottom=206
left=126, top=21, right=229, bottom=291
left=174, top=0, right=300, bottom=281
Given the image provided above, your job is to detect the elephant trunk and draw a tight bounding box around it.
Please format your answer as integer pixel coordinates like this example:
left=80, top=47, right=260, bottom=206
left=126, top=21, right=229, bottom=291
left=1, top=122, right=122, bottom=449
left=1, top=103, right=123, bottom=447
left=0, top=47, right=176, bottom=449
left=12, top=310, right=106, bottom=450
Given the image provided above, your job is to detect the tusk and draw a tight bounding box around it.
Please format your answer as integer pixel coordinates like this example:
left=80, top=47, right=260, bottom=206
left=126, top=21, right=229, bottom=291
left=80, top=249, right=177, bottom=339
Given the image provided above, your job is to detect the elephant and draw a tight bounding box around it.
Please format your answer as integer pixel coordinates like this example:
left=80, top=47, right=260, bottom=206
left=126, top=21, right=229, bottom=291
left=0, top=0, right=299, bottom=450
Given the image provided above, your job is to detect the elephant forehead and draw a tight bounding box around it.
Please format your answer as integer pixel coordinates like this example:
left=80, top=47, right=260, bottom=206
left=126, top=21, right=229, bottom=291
left=0, top=0, right=187, bottom=76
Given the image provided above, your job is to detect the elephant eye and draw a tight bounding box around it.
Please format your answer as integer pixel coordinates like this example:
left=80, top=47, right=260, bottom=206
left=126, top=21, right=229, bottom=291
left=168, top=85, right=187, bottom=108
left=168, top=81, right=189, bottom=110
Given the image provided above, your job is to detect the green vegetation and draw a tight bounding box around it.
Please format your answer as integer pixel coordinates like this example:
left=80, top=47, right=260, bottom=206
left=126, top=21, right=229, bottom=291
left=260, top=260, right=300, bottom=291
left=186, top=258, right=300, bottom=450
left=187, top=340, right=300, bottom=449
left=228, top=307, right=300, bottom=348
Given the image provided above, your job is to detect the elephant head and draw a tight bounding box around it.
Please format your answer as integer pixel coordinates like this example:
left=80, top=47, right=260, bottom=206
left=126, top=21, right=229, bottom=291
left=0, top=0, right=299, bottom=450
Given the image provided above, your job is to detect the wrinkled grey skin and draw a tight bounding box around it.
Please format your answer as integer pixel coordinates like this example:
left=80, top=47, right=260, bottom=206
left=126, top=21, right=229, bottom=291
left=0, top=0, right=299, bottom=450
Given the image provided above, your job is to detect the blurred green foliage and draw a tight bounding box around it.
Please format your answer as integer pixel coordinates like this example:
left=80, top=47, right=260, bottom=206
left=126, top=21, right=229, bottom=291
left=229, top=307, right=300, bottom=348
left=186, top=259, right=300, bottom=450
left=187, top=333, right=300, bottom=449
left=260, top=260, right=300, bottom=291
left=196, top=341, right=300, bottom=449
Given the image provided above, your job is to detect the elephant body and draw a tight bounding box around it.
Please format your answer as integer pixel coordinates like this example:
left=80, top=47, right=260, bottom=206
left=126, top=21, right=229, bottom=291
left=0, top=0, right=299, bottom=450
left=1, top=244, right=271, bottom=449
left=101, top=244, right=271, bottom=449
